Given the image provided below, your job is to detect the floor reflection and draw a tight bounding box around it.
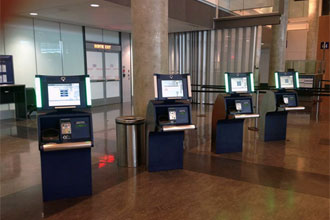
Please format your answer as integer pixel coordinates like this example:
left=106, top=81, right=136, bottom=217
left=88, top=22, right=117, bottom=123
left=0, top=102, right=329, bottom=220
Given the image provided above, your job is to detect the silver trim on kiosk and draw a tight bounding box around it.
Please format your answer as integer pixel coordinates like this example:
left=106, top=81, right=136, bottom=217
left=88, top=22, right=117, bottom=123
left=284, top=106, right=305, bottom=111
left=162, top=124, right=196, bottom=132
left=233, top=114, right=260, bottom=119
left=154, top=75, right=158, bottom=99
left=187, top=75, right=192, bottom=98
left=42, top=141, right=93, bottom=151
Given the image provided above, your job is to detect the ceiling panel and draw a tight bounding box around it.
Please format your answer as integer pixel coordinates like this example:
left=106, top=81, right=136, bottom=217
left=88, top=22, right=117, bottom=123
left=5, top=0, right=208, bottom=32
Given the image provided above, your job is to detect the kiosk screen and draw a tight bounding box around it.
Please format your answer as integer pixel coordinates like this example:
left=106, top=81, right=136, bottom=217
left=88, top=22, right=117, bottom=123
left=48, top=83, right=81, bottom=107
left=280, top=75, right=294, bottom=89
left=161, top=80, right=184, bottom=98
left=231, top=77, right=248, bottom=93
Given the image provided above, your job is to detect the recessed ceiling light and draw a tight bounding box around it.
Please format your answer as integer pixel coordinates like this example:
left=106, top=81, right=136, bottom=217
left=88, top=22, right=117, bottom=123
left=90, top=4, right=100, bottom=8
left=30, top=12, right=38, bottom=16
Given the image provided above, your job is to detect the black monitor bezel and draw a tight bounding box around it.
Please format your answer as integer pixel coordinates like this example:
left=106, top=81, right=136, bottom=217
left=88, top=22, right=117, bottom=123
left=36, top=75, right=90, bottom=110
left=276, top=71, right=299, bottom=89
left=225, top=72, right=254, bottom=94
left=154, top=73, right=192, bottom=101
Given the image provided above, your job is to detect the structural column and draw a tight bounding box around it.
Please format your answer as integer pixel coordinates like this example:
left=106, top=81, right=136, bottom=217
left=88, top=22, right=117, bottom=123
left=306, top=0, right=320, bottom=60
left=131, top=0, right=168, bottom=117
left=268, top=0, right=289, bottom=86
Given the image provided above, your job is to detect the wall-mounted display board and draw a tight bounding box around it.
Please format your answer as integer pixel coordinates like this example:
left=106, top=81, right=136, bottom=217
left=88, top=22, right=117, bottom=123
left=0, top=55, right=15, bottom=84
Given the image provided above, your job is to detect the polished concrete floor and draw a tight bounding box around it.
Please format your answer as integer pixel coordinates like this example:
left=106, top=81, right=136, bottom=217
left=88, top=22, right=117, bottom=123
left=0, top=103, right=329, bottom=220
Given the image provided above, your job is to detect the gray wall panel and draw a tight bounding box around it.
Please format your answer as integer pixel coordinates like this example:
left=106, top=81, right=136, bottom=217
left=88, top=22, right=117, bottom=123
left=169, top=25, right=262, bottom=104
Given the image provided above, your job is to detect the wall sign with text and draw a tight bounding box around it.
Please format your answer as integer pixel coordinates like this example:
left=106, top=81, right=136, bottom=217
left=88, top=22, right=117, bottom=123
left=86, top=42, right=121, bottom=52
left=320, top=42, right=329, bottom=50
left=0, top=55, right=15, bottom=84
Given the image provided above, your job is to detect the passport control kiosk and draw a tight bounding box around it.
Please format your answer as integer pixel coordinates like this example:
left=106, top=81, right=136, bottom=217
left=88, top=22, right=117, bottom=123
left=35, top=75, right=93, bottom=201
left=212, top=72, right=259, bottom=154
left=146, top=74, right=196, bottom=172
left=259, top=72, right=305, bottom=141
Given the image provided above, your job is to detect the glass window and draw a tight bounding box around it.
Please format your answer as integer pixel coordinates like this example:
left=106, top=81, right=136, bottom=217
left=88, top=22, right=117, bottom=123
left=34, top=19, right=62, bottom=76
left=61, top=24, right=84, bottom=75
left=103, top=30, right=120, bottom=44
left=85, top=27, right=102, bottom=42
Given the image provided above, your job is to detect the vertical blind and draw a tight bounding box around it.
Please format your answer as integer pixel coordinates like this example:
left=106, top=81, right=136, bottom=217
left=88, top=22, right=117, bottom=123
left=169, top=26, right=262, bottom=104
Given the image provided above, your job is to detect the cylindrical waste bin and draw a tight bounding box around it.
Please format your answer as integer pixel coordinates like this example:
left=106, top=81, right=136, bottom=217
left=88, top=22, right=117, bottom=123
left=116, top=116, right=145, bottom=167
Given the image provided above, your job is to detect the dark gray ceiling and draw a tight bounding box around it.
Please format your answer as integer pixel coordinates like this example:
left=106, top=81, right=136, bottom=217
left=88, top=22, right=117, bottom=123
left=105, top=0, right=233, bottom=29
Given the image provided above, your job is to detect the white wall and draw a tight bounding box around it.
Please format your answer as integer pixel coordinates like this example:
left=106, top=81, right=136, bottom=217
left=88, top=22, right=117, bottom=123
left=3, top=17, right=85, bottom=86
left=286, top=29, right=308, bottom=60
left=1, top=16, right=85, bottom=119
left=4, top=17, right=37, bottom=87
left=121, top=32, right=132, bottom=102
left=0, top=25, right=4, bottom=54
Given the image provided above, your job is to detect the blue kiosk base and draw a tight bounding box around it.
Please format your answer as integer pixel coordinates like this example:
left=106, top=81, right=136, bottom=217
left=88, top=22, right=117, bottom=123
left=40, top=148, right=92, bottom=201
left=148, top=131, right=184, bottom=172
left=215, top=119, right=244, bottom=154
left=264, top=111, right=288, bottom=141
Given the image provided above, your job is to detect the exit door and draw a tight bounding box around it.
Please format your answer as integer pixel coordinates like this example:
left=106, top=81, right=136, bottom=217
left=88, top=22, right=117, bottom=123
left=86, top=45, right=121, bottom=106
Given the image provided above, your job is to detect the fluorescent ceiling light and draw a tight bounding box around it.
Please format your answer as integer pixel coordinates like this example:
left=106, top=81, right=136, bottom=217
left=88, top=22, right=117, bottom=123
left=90, top=4, right=100, bottom=7
left=29, top=12, right=38, bottom=16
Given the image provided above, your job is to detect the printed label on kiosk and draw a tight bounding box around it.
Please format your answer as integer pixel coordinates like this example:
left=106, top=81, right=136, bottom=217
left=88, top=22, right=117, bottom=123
left=60, top=119, right=72, bottom=141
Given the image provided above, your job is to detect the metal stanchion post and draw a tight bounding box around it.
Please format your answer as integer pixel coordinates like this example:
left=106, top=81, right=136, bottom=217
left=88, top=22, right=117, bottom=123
left=255, top=90, right=259, bottom=128
left=316, top=79, right=322, bottom=123
left=248, top=90, right=259, bottom=132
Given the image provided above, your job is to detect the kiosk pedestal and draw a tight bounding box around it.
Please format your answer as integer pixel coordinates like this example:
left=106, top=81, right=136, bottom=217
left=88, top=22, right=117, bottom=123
left=40, top=148, right=91, bottom=201
left=259, top=72, right=305, bottom=142
left=259, top=90, right=304, bottom=141
left=211, top=72, right=259, bottom=154
left=214, top=118, right=244, bottom=153
left=35, top=75, right=93, bottom=201
left=146, top=74, right=195, bottom=172
left=38, top=112, right=93, bottom=201
left=148, top=130, right=184, bottom=171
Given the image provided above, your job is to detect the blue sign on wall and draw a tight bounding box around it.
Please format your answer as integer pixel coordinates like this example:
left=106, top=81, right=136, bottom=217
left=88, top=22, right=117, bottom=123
left=0, top=55, right=15, bottom=84
left=320, top=41, right=329, bottom=50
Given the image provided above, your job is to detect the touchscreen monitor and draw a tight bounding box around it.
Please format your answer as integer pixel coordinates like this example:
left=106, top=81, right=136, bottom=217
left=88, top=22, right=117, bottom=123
left=161, top=80, right=184, bottom=98
left=279, top=75, right=294, bottom=89
left=225, top=72, right=254, bottom=94
left=35, top=75, right=91, bottom=110
left=48, top=83, right=81, bottom=107
left=275, top=72, right=299, bottom=89
left=230, top=77, right=248, bottom=93
left=154, top=73, right=191, bottom=100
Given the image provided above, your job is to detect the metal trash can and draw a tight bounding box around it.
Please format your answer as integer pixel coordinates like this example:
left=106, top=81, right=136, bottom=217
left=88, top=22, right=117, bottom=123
left=116, top=116, right=145, bottom=167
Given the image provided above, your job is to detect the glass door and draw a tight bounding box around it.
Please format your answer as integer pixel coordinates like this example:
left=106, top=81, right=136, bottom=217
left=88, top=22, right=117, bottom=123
left=86, top=49, right=122, bottom=106
left=105, top=52, right=121, bottom=104
left=87, top=51, right=105, bottom=106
